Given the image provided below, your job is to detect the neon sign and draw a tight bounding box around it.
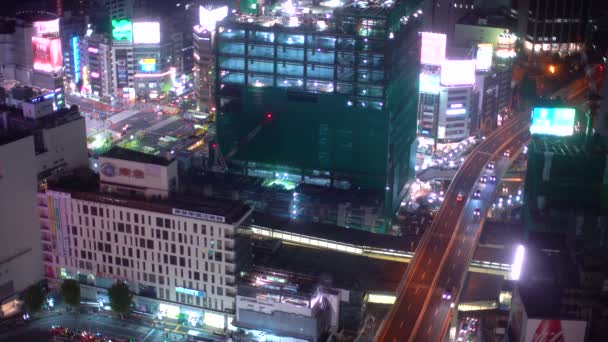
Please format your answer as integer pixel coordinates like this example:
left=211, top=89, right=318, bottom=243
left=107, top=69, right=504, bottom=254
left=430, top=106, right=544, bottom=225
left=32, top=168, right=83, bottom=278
left=32, top=37, right=62, bottom=73
left=112, top=19, right=133, bottom=42
left=72, top=36, right=80, bottom=83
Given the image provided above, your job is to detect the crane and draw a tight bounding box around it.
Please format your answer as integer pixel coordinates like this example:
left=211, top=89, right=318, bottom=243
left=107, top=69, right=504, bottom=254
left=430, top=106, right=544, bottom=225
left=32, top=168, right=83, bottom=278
left=210, top=112, right=274, bottom=171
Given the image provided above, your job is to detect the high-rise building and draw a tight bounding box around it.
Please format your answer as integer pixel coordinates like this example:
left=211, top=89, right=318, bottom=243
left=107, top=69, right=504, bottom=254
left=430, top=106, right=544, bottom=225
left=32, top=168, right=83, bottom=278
left=0, top=100, right=87, bottom=313
left=214, top=1, right=423, bottom=217
left=38, top=147, right=253, bottom=330
left=103, top=0, right=134, bottom=21
left=511, top=0, right=595, bottom=54
left=85, top=34, right=113, bottom=100
left=0, top=128, right=41, bottom=314
left=193, top=5, right=228, bottom=112
left=423, top=0, right=476, bottom=39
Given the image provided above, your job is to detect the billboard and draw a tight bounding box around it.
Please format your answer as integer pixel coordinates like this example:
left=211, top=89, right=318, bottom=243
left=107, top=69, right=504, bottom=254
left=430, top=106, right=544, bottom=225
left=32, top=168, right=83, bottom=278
left=139, top=58, right=156, bottom=72
left=199, top=6, right=229, bottom=32
left=497, top=33, right=517, bottom=59
left=530, top=107, right=576, bottom=136
left=32, top=37, right=62, bottom=73
left=524, top=319, right=586, bottom=342
left=72, top=36, right=81, bottom=83
left=421, top=32, right=446, bottom=66
left=440, top=59, right=475, bottom=86
left=33, top=18, right=60, bottom=36
left=419, top=73, right=440, bottom=94
left=476, top=43, right=493, bottom=71
left=133, top=22, right=161, bottom=44
left=112, top=19, right=133, bottom=42
left=114, top=49, right=129, bottom=89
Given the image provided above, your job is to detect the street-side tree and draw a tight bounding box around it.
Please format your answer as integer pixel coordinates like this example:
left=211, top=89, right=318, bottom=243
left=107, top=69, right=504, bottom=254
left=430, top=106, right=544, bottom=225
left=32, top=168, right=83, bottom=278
left=108, top=281, right=132, bottom=318
left=22, top=283, right=45, bottom=313
left=61, top=279, right=81, bottom=309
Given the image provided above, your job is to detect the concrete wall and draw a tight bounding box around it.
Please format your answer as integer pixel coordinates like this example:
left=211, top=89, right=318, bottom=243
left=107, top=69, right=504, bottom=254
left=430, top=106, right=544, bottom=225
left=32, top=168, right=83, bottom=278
left=0, top=135, right=43, bottom=300
left=36, top=117, right=88, bottom=177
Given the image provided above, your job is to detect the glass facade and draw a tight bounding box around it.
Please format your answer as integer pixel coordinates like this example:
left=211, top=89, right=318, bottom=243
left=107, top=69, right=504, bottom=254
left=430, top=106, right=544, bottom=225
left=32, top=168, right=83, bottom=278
left=216, top=27, right=386, bottom=108
left=215, top=2, right=422, bottom=219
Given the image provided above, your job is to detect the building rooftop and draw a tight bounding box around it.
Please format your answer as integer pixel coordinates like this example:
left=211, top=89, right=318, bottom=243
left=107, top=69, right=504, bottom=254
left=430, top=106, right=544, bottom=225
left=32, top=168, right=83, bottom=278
left=219, top=0, right=422, bottom=35
left=1, top=104, right=83, bottom=137
left=102, top=146, right=175, bottom=166
left=48, top=169, right=252, bottom=225
left=250, top=241, right=406, bottom=293
left=251, top=212, right=410, bottom=251
left=460, top=273, right=503, bottom=303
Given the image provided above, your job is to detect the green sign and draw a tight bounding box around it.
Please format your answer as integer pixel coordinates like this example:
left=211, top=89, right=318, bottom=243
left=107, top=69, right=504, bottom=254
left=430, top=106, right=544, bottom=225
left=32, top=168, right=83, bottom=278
left=112, top=19, right=133, bottom=42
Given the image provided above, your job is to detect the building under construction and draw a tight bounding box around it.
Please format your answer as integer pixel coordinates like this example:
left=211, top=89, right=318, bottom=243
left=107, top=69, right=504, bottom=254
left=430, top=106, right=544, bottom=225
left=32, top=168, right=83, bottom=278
left=213, top=0, right=423, bottom=222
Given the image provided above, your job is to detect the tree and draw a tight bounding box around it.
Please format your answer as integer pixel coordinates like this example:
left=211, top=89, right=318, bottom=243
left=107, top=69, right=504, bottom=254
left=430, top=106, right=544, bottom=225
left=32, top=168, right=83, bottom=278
left=61, top=279, right=81, bottom=308
left=22, top=284, right=45, bottom=313
left=108, top=282, right=132, bottom=317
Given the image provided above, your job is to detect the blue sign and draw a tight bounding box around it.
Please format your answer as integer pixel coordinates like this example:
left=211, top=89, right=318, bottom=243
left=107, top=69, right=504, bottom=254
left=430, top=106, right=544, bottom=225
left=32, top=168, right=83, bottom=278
left=100, top=163, right=116, bottom=177
left=176, top=287, right=205, bottom=298
left=72, top=36, right=81, bottom=83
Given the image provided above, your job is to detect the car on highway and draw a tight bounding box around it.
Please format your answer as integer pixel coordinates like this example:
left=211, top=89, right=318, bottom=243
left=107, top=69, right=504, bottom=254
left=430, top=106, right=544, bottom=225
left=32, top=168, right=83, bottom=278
left=503, top=149, right=511, bottom=157
left=473, top=208, right=481, bottom=217
left=473, top=190, right=481, bottom=199
left=489, top=175, right=497, bottom=183
left=441, top=287, right=454, bottom=301
left=456, top=192, right=465, bottom=202
left=480, top=176, right=487, bottom=184
left=486, top=162, right=495, bottom=170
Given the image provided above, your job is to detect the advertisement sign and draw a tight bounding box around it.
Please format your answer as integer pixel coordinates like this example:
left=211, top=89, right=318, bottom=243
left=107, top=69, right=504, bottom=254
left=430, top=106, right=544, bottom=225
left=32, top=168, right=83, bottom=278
left=176, top=287, right=206, bottom=297
left=476, top=43, right=493, bottom=70
left=421, top=32, right=446, bottom=66
left=32, top=37, right=62, bottom=73
left=524, top=319, right=586, bottom=342
left=497, top=32, right=517, bottom=59
left=139, top=58, right=157, bottom=72
left=199, top=6, right=229, bottom=32
left=112, top=19, right=133, bottom=42
left=115, top=49, right=129, bottom=89
left=72, top=36, right=80, bottom=83
left=33, top=18, right=60, bottom=36
left=419, top=73, right=440, bottom=94
left=440, top=59, right=476, bottom=86
left=530, top=107, right=576, bottom=136
left=133, top=22, right=161, bottom=44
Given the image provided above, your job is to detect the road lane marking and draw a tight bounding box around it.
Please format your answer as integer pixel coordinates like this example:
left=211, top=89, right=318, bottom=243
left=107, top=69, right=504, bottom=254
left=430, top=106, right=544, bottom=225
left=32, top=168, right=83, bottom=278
left=462, top=236, right=466, bottom=243
left=400, top=320, right=405, bottom=328
left=452, top=263, right=456, bottom=270
left=435, top=308, right=439, bottom=317
left=427, top=258, right=432, bottom=265
left=421, top=272, right=426, bottom=280
left=457, top=249, right=461, bottom=257
left=428, top=326, right=432, bottom=334
left=142, top=329, right=155, bottom=342
left=407, top=304, right=412, bottom=312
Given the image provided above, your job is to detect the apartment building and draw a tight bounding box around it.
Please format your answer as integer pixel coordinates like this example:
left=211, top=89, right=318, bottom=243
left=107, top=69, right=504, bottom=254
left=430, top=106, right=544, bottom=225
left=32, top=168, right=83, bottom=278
left=39, top=147, right=253, bottom=330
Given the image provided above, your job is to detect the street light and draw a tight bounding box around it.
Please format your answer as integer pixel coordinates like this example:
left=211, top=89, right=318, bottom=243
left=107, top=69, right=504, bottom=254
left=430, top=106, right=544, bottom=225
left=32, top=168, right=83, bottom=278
left=548, top=65, right=556, bottom=74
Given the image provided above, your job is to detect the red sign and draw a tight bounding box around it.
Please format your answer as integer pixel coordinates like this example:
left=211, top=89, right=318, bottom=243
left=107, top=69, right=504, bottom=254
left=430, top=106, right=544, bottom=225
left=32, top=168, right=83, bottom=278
left=32, top=37, right=62, bottom=73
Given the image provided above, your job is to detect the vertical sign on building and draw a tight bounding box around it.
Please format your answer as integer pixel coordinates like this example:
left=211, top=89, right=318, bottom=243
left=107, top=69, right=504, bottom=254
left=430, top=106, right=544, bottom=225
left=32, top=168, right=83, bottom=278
left=72, top=36, right=81, bottom=83
left=115, top=49, right=129, bottom=96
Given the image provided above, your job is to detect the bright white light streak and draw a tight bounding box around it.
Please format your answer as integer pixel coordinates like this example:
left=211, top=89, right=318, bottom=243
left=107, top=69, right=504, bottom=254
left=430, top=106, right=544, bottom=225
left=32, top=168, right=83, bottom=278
left=511, top=245, right=525, bottom=280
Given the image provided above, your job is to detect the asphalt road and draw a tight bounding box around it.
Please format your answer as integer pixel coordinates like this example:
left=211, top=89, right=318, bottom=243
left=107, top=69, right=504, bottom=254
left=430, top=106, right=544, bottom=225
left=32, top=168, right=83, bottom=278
left=0, top=311, right=217, bottom=342
left=377, top=114, right=531, bottom=341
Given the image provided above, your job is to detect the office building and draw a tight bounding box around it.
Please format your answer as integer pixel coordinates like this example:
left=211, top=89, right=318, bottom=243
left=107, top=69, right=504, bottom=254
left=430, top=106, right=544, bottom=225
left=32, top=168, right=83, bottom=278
left=0, top=129, right=41, bottom=317
left=103, top=0, right=134, bottom=21
left=423, top=0, right=476, bottom=39
left=511, top=0, right=595, bottom=54
left=1, top=94, right=88, bottom=178
left=214, top=0, right=423, bottom=217
left=193, top=5, right=228, bottom=112
left=0, top=99, right=87, bottom=316
left=85, top=34, right=113, bottom=100
left=39, top=147, right=254, bottom=330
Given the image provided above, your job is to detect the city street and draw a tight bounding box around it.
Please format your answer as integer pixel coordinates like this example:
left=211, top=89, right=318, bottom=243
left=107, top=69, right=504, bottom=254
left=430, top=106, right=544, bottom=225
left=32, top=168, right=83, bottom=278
left=0, top=310, right=221, bottom=342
